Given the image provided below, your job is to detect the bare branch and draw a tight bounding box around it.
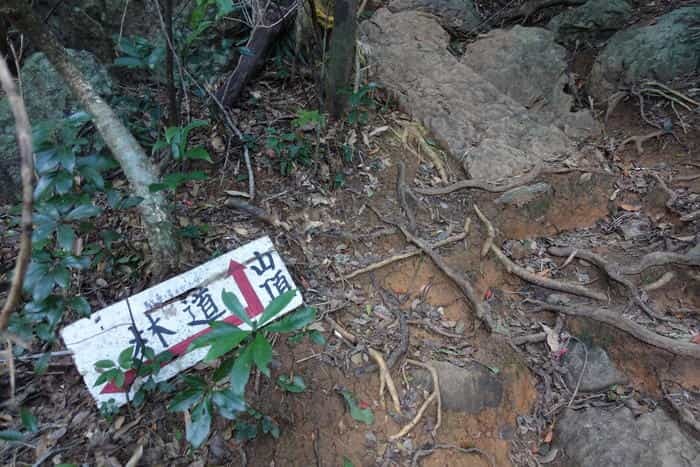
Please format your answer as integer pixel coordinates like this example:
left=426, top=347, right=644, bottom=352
left=0, top=53, right=33, bottom=331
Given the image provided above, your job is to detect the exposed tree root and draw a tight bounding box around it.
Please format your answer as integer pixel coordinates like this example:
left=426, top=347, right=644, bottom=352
left=548, top=247, right=673, bottom=322
left=621, top=250, right=700, bottom=275
left=622, top=130, right=665, bottom=154
left=528, top=301, right=700, bottom=360
left=474, top=208, right=606, bottom=301
left=680, top=210, right=700, bottom=222
left=411, top=444, right=495, bottom=467
left=662, top=381, right=700, bottom=436
left=342, top=232, right=467, bottom=280
left=511, top=332, right=547, bottom=346
left=390, top=359, right=441, bottom=440
left=368, top=348, right=401, bottom=414
left=370, top=206, right=502, bottom=334
left=649, top=172, right=677, bottom=209
left=414, top=163, right=543, bottom=195
left=642, top=272, right=675, bottom=292
left=355, top=305, right=409, bottom=376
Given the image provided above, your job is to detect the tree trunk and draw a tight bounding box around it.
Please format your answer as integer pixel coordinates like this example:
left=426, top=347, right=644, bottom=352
left=324, top=0, right=357, bottom=119
left=5, top=1, right=179, bottom=276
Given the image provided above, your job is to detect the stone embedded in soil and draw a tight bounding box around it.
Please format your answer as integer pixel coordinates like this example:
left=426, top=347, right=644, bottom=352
left=359, top=10, right=587, bottom=183
left=616, top=215, right=652, bottom=240
left=547, top=0, right=632, bottom=45
left=387, top=0, right=480, bottom=35
left=556, top=406, right=700, bottom=467
left=461, top=26, right=599, bottom=139
left=589, top=6, right=700, bottom=100
left=495, top=182, right=553, bottom=208
left=412, top=360, right=503, bottom=413
left=562, top=340, right=626, bottom=392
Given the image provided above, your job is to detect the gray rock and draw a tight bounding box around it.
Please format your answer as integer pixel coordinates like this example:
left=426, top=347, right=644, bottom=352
left=546, top=293, right=572, bottom=306
left=360, top=10, right=581, bottom=183
left=556, top=407, right=700, bottom=467
left=461, top=26, right=599, bottom=140
left=495, top=182, right=553, bottom=208
left=412, top=360, right=503, bottom=413
left=616, top=215, right=652, bottom=240
left=589, top=6, right=700, bottom=100
left=387, top=0, right=480, bottom=35
left=0, top=50, right=112, bottom=202
left=562, top=340, right=626, bottom=392
left=547, top=0, right=632, bottom=45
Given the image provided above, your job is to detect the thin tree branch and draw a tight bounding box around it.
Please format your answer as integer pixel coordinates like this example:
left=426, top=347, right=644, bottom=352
left=0, top=53, right=33, bottom=331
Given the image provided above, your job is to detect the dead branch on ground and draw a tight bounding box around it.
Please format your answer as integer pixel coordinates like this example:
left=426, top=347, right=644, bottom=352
left=0, top=53, right=33, bottom=331
left=474, top=208, right=606, bottom=301
left=390, top=359, right=441, bottom=440
left=369, top=206, right=502, bottom=334
left=548, top=247, right=673, bottom=322
left=528, top=301, right=700, bottom=360
left=342, top=232, right=466, bottom=280
left=368, top=348, right=401, bottom=414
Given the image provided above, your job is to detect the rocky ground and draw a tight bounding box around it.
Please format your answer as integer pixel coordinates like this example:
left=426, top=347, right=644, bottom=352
left=1, top=0, right=700, bottom=466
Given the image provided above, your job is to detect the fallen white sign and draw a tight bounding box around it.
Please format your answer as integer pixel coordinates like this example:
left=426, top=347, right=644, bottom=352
left=61, top=236, right=302, bottom=406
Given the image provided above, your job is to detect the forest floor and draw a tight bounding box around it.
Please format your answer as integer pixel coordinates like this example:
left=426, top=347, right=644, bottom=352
left=1, top=2, right=700, bottom=467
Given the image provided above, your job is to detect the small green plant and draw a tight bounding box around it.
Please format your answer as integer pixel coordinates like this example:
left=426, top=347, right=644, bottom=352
left=113, top=35, right=166, bottom=70
left=12, top=113, right=136, bottom=345
left=265, top=109, right=325, bottom=175
left=152, top=120, right=212, bottom=162
left=346, top=83, right=378, bottom=125
left=91, top=290, right=317, bottom=448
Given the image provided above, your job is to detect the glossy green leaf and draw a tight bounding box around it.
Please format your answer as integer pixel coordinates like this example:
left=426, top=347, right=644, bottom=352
left=56, top=224, right=75, bottom=251
left=264, top=306, right=315, bottom=333
left=258, top=289, right=296, bottom=327
left=212, top=389, right=246, bottom=419
left=94, top=359, right=115, bottom=369
left=67, top=296, right=91, bottom=316
left=20, top=407, right=38, bottom=432
left=118, top=346, right=134, bottom=369
left=187, top=398, right=212, bottom=448
left=204, top=329, right=249, bottom=361
left=184, top=147, right=212, bottom=163
left=0, top=430, right=23, bottom=441
left=221, top=290, right=253, bottom=328
left=230, top=345, right=253, bottom=396
left=250, top=333, right=272, bottom=377
left=168, top=387, right=204, bottom=412
left=277, top=375, right=306, bottom=393
left=64, top=204, right=102, bottom=221
left=114, top=56, right=145, bottom=68
left=340, top=389, right=374, bottom=425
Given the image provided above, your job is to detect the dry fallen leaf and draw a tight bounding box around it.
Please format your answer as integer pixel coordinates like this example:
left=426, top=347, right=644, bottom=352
left=541, top=324, right=560, bottom=353
left=619, top=203, right=642, bottom=212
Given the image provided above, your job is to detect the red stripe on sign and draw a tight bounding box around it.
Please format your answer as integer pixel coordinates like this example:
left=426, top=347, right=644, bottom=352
left=100, top=260, right=265, bottom=394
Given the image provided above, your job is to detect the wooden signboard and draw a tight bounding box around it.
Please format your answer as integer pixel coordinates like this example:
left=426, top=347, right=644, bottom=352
left=61, top=236, right=302, bottom=406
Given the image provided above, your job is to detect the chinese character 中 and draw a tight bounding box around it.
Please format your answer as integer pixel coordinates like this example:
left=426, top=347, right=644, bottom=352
left=260, top=270, right=291, bottom=300
left=183, top=287, right=225, bottom=326
left=250, top=250, right=275, bottom=276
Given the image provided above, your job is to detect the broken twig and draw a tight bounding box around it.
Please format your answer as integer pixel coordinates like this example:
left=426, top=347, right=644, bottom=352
left=368, top=348, right=401, bottom=414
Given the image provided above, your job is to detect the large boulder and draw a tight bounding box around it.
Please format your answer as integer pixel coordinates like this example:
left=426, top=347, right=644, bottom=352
left=387, top=0, right=480, bottom=35
left=359, top=10, right=581, bottom=182
left=589, top=6, right=700, bottom=100
left=556, top=406, right=700, bottom=466
left=461, top=26, right=599, bottom=139
left=0, top=50, right=112, bottom=203
left=547, top=0, right=633, bottom=45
